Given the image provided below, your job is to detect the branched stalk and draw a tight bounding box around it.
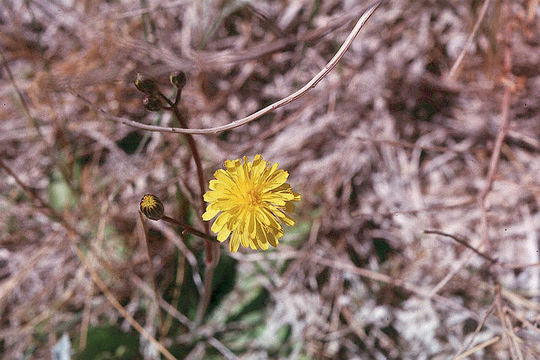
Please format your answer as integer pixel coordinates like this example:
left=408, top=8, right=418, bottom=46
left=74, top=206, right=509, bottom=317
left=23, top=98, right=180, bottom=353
left=160, top=89, right=221, bottom=328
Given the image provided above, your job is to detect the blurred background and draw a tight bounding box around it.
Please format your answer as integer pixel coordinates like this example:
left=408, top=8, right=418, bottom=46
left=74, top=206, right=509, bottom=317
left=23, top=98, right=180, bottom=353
left=1, top=0, right=539, bottom=359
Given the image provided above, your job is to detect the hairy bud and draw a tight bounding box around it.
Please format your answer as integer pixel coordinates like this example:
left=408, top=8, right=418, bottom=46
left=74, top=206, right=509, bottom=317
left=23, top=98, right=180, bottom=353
left=135, top=73, right=159, bottom=95
left=140, top=194, right=164, bottom=220
left=142, top=94, right=163, bottom=111
left=169, top=71, right=187, bottom=90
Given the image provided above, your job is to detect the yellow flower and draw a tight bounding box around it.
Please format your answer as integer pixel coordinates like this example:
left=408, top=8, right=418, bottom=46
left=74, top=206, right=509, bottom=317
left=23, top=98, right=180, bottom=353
left=202, top=155, right=301, bottom=252
left=140, top=194, right=164, bottom=220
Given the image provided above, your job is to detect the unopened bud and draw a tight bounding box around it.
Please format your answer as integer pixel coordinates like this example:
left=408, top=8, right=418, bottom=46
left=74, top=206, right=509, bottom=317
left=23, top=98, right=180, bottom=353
left=135, top=73, right=159, bottom=95
left=140, top=194, right=164, bottom=220
left=169, top=71, right=187, bottom=89
left=142, top=94, right=163, bottom=111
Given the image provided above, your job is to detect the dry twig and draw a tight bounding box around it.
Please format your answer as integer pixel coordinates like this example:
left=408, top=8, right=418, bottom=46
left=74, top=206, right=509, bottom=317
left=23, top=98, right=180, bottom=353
left=453, top=336, right=501, bottom=360
left=478, top=0, right=514, bottom=250
left=137, top=210, right=165, bottom=336
left=495, top=285, right=524, bottom=360
left=446, top=0, right=492, bottom=81
left=424, top=230, right=497, bottom=264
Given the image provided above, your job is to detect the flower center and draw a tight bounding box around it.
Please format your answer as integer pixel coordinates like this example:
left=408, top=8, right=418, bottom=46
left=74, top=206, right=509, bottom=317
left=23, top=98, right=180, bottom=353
left=141, top=195, right=157, bottom=209
left=244, top=187, right=262, bottom=208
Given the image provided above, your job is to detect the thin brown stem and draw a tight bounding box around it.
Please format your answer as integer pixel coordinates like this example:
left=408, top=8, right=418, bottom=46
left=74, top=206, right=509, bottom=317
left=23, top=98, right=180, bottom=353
left=161, top=215, right=217, bottom=242
left=424, top=230, right=498, bottom=264
left=446, top=0, right=492, bottom=81
left=164, top=93, right=221, bottom=328
left=477, top=0, right=514, bottom=253
left=0, top=46, right=43, bottom=137
left=501, top=261, right=540, bottom=270
left=167, top=103, right=215, bottom=264
left=352, top=198, right=475, bottom=217
left=0, top=159, right=67, bottom=228
left=478, top=86, right=512, bottom=203
left=194, top=264, right=216, bottom=328
left=138, top=211, right=165, bottom=337
left=495, top=284, right=524, bottom=360
left=453, top=301, right=496, bottom=358
left=158, top=92, right=174, bottom=107
left=453, top=336, right=501, bottom=360
left=351, top=134, right=469, bottom=153
left=299, top=252, right=482, bottom=321
left=79, top=282, right=94, bottom=351
left=173, top=87, right=183, bottom=106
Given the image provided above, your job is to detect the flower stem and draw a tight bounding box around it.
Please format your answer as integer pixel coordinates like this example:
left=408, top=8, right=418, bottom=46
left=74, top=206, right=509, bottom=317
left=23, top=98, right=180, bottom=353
left=161, top=91, right=215, bottom=264
left=160, top=90, right=221, bottom=328
left=161, top=215, right=217, bottom=242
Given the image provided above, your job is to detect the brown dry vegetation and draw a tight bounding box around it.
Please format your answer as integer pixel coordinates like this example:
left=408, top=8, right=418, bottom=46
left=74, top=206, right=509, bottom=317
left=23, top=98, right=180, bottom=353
left=1, top=0, right=539, bottom=359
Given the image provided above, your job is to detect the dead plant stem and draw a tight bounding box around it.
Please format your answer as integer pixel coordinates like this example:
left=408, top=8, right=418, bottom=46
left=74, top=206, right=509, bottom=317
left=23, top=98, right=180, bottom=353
left=447, top=0, right=492, bottom=81
left=161, top=253, right=185, bottom=335
left=424, top=230, right=497, bottom=264
left=453, top=336, right=501, bottom=360
left=478, top=0, right=513, bottom=251
left=306, top=254, right=482, bottom=322
left=138, top=211, right=165, bottom=337
left=79, top=281, right=93, bottom=351
left=495, top=285, right=524, bottom=360
left=453, top=302, right=496, bottom=359
left=424, top=229, right=539, bottom=270
left=0, top=47, right=43, bottom=137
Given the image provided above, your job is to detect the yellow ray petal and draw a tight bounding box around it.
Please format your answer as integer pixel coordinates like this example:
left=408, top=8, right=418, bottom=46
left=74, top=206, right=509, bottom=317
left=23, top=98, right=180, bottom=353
left=263, top=170, right=289, bottom=191
left=211, top=212, right=231, bottom=233
left=202, top=206, right=220, bottom=221
left=229, top=232, right=240, bottom=252
left=217, top=226, right=232, bottom=242
left=239, top=231, right=250, bottom=248
left=269, top=206, right=295, bottom=226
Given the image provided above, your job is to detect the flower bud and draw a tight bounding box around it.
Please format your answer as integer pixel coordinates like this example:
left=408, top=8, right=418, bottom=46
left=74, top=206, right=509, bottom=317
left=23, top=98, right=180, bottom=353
left=140, top=194, right=164, bottom=220
left=135, top=73, right=159, bottom=95
left=142, top=94, right=163, bottom=111
left=169, top=71, right=187, bottom=90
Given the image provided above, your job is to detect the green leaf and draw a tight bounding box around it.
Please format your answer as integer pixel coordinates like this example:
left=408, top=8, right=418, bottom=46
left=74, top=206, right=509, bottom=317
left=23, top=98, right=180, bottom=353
left=168, top=343, right=196, bottom=360
left=177, top=260, right=201, bottom=321
left=48, top=169, right=74, bottom=211
left=115, top=131, right=146, bottom=154
left=206, top=256, right=238, bottom=318
left=226, top=287, right=269, bottom=323
left=75, top=326, right=141, bottom=360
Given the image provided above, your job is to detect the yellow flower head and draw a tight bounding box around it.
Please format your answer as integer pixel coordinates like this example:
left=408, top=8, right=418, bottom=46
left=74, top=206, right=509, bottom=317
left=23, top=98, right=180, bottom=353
left=140, top=194, right=164, bottom=220
left=202, top=155, right=301, bottom=252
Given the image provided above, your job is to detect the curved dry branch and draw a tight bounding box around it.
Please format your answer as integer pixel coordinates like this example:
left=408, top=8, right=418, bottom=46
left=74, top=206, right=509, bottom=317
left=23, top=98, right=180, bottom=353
left=76, top=1, right=382, bottom=135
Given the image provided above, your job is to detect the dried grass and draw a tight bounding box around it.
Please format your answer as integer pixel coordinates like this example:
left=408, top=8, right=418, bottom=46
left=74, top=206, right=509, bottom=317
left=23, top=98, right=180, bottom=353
left=1, top=0, right=539, bottom=359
